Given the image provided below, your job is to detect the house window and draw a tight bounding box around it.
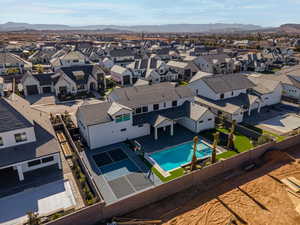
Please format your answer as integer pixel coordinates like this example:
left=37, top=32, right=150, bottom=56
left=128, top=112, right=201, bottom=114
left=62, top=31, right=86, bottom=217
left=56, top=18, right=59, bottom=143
left=231, top=91, right=234, bottom=96
left=15, top=132, right=27, bottom=143
left=0, top=137, right=3, bottom=146
left=172, top=101, right=178, bottom=107
left=199, top=120, right=203, bottom=124
left=42, top=156, right=54, bottom=163
left=153, top=104, right=159, bottom=111
left=77, top=84, right=85, bottom=90
left=220, top=93, right=224, bottom=99
left=28, top=159, right=41, bottom=167
left=135, top=107, right=142, bottom=114
left=116, top=114, right=131, bottom=123
left=142, top=106, right=148, bottom=113
left=120, top=128, right=127, bottom=132
left=208, top=118, right=212, bottom=121
left=115, top=115, right=123, bottom=123
left=73, top=60, right=79, bottom=63
left=138, top=124, right=143, bottom=127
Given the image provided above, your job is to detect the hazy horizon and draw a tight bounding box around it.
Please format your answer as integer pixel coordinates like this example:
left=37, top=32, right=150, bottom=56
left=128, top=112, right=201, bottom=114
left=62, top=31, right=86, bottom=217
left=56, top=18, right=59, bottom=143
left=0, top=0, right=299, bottom=27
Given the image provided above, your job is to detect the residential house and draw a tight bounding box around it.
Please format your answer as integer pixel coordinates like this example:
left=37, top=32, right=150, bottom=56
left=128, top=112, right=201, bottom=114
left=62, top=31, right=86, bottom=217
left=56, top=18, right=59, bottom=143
left=76, top=82, right=214, bottom=149
left=22, top=72, right=54, bottom=96
left=196, top=54, right=234, bottom=74
left=189, top=73, right=268, bottom=122
left=50, top=50, right=89, bottom=70
left=108, top=48, right=135, bottom=67
left=255, top=65, right=300, bottom=100
left=110, top=65, right=133, bottom=86
left=22, top=64, right=106, bottom=96
left=0, top=95, right=61, bottom=182
left=0, top=52, right=32, bottom=75
left=167, top=60, right=199, bottom=81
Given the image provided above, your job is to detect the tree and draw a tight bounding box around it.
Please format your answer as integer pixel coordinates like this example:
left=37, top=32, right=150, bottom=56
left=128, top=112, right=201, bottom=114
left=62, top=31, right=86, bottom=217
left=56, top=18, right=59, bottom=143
left=27, top=212, right=40, bottom=225
left=191, top=136, right=199, bottom=171
left=211, top=132, right=220, bottom=164
left=227, top=120, right=236, bottom=150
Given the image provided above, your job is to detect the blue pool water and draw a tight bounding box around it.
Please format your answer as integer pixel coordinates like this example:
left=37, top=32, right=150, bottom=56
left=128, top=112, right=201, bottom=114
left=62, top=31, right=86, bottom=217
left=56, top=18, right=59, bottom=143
left=149, top=141, right=212, bottom=171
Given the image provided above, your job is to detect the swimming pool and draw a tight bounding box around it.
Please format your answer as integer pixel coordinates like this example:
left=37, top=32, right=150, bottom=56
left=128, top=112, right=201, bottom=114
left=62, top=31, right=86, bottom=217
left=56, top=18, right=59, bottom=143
left=149, top=141, right=212, bottom=172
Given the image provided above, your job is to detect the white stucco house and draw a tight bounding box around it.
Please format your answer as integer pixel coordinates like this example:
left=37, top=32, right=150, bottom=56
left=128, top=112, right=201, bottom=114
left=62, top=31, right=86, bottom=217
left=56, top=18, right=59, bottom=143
left=189, top=73, right=282, bottom=123
left=76, top=82, right=215, bottom=149
left=110, top=65, right=133, bottom=86
left=255, top=65, right=300, bottom=100
left=0, top=95, right=61, bottom=182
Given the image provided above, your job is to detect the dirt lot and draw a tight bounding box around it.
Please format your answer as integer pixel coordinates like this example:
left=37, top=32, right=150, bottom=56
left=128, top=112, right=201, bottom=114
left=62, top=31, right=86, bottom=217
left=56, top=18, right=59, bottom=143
left=127, top=149, right=300, bottom=225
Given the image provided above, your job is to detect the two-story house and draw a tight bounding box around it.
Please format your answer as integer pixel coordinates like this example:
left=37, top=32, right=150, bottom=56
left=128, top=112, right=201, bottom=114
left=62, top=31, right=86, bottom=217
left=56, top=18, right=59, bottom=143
left=108, top=49, right=135, bottom=67
left=189, top=73, right=269, bottom=122
left=0, top=95, right=61, bottom=182
left=76, top=82, right=215, bottom=149
left=22, top=65, right=106, bottom=96
left=166, top=60, right=199, bottom=81
left=196, top=54, right=234, bottom=74
left=50, top=50, right=89, bottom=70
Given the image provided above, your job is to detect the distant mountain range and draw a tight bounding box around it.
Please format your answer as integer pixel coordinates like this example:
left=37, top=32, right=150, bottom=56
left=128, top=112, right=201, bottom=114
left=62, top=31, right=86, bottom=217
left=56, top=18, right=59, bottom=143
left=0, top=22, right=264, bottom=33
left=279, top=24, right=300, bottom=33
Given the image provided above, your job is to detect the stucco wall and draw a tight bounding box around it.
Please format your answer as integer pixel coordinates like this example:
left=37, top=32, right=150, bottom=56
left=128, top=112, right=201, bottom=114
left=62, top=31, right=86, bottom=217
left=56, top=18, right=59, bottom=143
left=0, top=127, right=36, bottom=149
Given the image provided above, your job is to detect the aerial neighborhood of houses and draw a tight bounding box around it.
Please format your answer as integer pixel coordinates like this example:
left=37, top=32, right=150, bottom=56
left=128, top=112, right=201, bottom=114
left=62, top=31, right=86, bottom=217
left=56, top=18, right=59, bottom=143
left=1, top=32, right=300, bottom=225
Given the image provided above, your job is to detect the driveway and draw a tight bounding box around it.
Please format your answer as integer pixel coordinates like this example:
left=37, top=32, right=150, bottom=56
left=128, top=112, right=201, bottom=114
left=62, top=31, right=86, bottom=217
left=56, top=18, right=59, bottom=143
left=0, top=180, right=76, bottom=225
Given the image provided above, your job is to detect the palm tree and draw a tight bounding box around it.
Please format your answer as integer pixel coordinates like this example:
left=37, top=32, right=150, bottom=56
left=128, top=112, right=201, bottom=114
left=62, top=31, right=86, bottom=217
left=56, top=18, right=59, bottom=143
left=227, top=120, right=236, bottom=150
left=212, top=132, right=220, bottom=164
left=191, top=136, right=199, bottom=171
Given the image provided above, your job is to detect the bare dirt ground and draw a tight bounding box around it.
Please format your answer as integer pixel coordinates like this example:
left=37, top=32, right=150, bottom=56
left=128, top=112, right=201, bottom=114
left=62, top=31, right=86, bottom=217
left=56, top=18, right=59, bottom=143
left=127, top=148, right=300, bottom=225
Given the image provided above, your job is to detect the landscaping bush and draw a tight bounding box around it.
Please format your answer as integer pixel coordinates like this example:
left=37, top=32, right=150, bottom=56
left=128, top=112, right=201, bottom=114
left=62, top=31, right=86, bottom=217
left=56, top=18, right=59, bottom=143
left=253, top=135, right=272, bottom=147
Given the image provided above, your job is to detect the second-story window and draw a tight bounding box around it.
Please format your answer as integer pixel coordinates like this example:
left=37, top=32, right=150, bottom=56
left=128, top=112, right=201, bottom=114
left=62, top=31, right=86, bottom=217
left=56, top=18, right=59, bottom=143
left=220, top=93, right=225, bottom=99
left=135, top=107, right=142, bottom=114
left=115, top=114, right=131, bottom=123
left=0, top=137, right=3, bottom=146
left=153, top=104, right=159, bottom=111
left=15, top=132, right=27, bottom=143
left=172, top=101, right=178, bottom=107
left=142, top=106, right=148, bottom=113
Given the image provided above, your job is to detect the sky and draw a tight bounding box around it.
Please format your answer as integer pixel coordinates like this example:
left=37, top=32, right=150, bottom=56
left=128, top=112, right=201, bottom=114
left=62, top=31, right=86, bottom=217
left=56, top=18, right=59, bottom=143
left=0, top=0, right=300, bottom=27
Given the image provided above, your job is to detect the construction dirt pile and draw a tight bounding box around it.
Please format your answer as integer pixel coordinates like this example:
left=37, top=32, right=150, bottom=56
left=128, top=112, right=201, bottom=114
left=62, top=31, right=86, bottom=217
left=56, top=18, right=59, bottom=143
left=127, top=149, right=300, bottom=225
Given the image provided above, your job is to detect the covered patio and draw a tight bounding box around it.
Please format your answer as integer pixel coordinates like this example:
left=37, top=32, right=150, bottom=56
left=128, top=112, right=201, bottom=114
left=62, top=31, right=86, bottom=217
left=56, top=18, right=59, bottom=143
left=135, top=124, right=198, bottom=153
left=151, top=115, right=174, bottom=140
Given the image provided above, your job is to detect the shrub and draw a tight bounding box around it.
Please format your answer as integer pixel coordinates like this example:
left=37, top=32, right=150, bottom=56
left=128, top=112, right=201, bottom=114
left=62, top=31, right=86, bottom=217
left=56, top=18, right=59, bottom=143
left=253, top=135, right=272, bottom=146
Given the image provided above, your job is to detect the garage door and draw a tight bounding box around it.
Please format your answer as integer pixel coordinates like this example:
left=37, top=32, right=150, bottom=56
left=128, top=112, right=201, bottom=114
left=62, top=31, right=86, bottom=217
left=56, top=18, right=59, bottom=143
left=42, top=86, right=52, bottom=93
left=26, top=85, right=39, bottom=95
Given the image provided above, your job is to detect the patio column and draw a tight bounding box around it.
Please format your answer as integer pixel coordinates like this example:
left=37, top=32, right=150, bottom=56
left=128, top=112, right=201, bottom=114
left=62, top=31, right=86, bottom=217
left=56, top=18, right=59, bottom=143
left=248, top=106, right=251, bottom=116
left=58, top=155, right=62, bottom=170
left=258, top=103, right=261, bottom=113
left=17, top=165, right=24, bottom=181
left=154, top=127, right=158, bottom=140
left=170, top=122, right=174, bottom=136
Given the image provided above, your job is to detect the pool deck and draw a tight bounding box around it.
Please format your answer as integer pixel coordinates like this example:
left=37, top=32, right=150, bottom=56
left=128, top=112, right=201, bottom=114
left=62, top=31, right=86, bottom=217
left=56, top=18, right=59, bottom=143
left=136, top=125, right=201, bottom=154
left=82, top=143, right=162, bottom=204
left=81, top=125, right=220, bottom=204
